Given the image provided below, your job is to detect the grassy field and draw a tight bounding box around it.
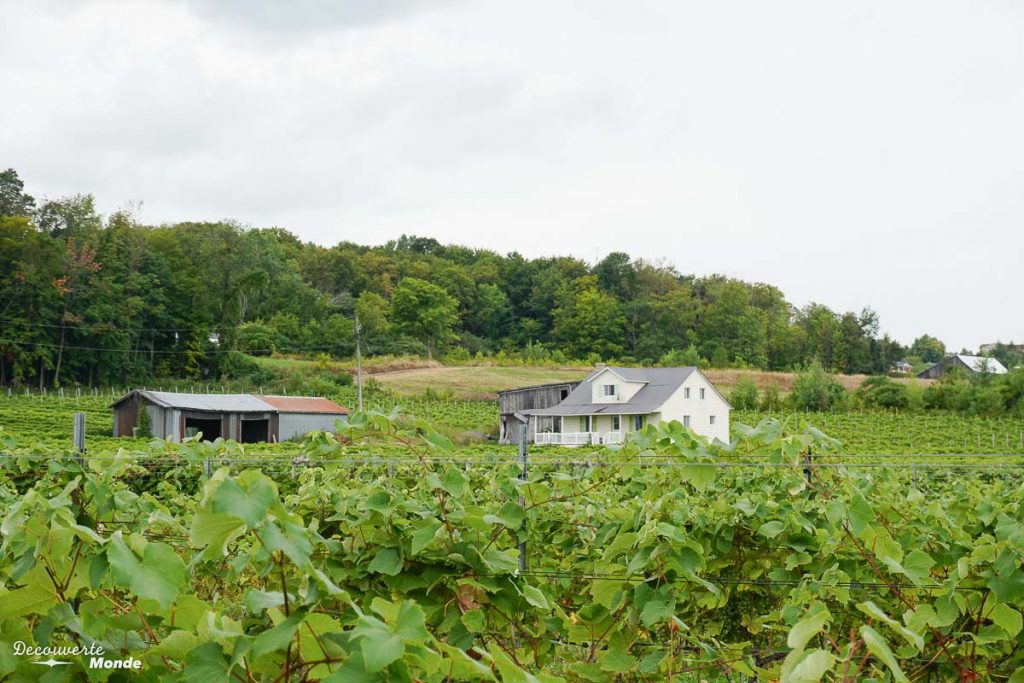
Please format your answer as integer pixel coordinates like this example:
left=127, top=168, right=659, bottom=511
left=249, top=357, right=929, bottom=399
left=368, top=365, right=592, bottom=399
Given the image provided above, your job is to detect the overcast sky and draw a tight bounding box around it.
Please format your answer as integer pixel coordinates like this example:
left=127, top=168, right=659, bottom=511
left=2, top=0, right=1022, bottom=351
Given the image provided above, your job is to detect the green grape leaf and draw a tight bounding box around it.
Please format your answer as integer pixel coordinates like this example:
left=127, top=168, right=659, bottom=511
left=989, top=603, right=1023, bottom=638
left=251, top=609, right=307, bottom=660
left=181, top=642, right=231, bottom=683
left=788, top=605, right=830, bottom=650
left=484, top=501, right=525, bottom=529
left=410, top=519, right=442, bottom=554
left=108, top=534, right=185, bottom=609
left=0, top=571, right=59, bottom=621
left=784, top=649, right=835, bottom=682
left=640, top=599, right=675, bottom=627
left=362, top=631, right=403, bottom=673
left=599, top=647, right=635, bottom=673
left=857, top=600, right=923, bottom=651
left=521, top=584, right=550, bottom=610
left=461, top=609, right=485, bottom=633
left=262, top=520, right=312, bottom=566
left=757, top=520, right=785, bottom=539
left=860, top=625, right=909, bottom=683
left=368, top=548, right=403, bottom=576
left=190, top=511, right=245, bottom=558
left=211, top=471, right=277, bottom=530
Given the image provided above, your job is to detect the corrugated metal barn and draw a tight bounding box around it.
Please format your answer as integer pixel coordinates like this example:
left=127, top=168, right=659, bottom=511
left=497, top=381, right=580, bottom=444
left=111, top=390, right=349, bottom=443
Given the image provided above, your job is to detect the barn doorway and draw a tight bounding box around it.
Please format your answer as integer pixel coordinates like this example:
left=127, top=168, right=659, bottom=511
left=240, top=418, right=270, bottom=444
left=184, top=417, right=221, bottom=441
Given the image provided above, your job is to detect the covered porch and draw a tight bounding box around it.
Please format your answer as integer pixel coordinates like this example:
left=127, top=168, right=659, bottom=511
left=532, top=413, right=645, bottom=446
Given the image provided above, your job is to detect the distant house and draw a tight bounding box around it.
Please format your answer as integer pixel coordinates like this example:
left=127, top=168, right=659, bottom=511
left=111, top=390, right=349, bottom=443
left=526, top=365, right=730, bottom=445
left=892, top=360, right=913, bottom=374
left=498, top=381, right=580, bottom=444
left=916, top=355, right=1009, bottom=380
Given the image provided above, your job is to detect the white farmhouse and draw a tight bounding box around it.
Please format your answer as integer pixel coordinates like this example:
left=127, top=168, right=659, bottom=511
left=527, top=365, right=730, bottom=445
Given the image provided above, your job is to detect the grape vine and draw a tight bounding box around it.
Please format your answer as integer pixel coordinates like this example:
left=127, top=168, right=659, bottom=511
left=0, top=414, right=1022, bottom=681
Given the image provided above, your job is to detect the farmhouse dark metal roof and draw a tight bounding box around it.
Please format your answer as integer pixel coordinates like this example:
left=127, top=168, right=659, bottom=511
left=528, top=366, right=718, bottom=416
left=110, top=390, right=348, bottom=414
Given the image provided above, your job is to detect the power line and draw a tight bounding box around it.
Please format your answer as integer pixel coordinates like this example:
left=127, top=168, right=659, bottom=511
left=0, top=340, right=346, bottom=355
left=0, top=318, right=293, bottom=333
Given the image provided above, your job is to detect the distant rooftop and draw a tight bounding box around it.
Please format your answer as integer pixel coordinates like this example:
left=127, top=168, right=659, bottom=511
left=955, top=355, right=1008, bottom=374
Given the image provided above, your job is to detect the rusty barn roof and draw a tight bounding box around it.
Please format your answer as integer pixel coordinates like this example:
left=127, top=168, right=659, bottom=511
left=257, top=395, right=349, bottom=414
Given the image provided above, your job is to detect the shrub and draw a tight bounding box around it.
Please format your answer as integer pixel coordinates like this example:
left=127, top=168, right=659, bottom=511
left=788, top=361, right=847, bottom=411
left=236, top=322, right=281, bottom=356
left=760, top=384, right=782, bottom=411
left=858, top=376, right=909, bottom=410
left=659, top=345, right=702, bottom=367
left=729, top=377, right=760, bottom=410
left=444, top=346, right=472, bottom=363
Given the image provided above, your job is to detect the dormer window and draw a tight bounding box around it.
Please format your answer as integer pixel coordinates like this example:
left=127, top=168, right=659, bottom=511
left=601, top=384, right=616, bottom=397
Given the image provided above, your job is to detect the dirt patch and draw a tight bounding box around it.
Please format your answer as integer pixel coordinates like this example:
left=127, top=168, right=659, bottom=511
left=362, top=359, right=442, bottom=375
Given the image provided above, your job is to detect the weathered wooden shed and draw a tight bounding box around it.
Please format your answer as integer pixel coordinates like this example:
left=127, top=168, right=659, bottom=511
left=497, top=381, right=580, bottom=444
left=111, top=390, right=348, bottom=443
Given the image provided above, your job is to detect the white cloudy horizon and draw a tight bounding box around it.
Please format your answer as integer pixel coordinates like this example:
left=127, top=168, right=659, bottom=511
left=3, top=0, right=1023, bottom=351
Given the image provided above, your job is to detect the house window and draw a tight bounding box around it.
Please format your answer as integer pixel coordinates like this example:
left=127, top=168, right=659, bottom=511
left=611, top=415, right=620, bottom=431
left=560, top=388, right=569, bottom=400
left=683, top=415, right=691, bottom=428
left=710, top=415, right=716, bottom=425
left=633, top=415, right=645, bottom=430
left=700, top=388, right=706, bottom=399
left=602, top=384, right=616, bottom=397
left=582, top=416, right=592, bottom=432
left=684, top=388, right=690, bottom=399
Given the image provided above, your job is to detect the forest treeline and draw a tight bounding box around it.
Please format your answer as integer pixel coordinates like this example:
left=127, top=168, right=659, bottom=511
left=0, top=168, right=1013, bottom=388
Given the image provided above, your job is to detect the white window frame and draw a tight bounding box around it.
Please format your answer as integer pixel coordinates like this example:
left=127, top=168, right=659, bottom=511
left=700, top=388, right=706, bottom=399
left=633, top=414, right=644, bottom=430
left=611, top=415, right=620, bottom=431
left=710, top=415, right=716, bottom=425
left=684, top=387, right=690, bottom=399
left=582, top=415, right=592, bottom=432
left=683, top=415, right=691, bottom=428
left=602, top=384, right=616, bottom=397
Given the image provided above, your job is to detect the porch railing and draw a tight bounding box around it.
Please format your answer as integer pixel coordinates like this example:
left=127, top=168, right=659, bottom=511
left=535, top=431, right=624, bottom=445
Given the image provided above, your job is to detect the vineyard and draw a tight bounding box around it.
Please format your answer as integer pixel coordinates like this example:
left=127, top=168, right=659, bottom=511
left=3, top=392, right=1024, bottom=456
left=1, top=414, right=1023, bottom=681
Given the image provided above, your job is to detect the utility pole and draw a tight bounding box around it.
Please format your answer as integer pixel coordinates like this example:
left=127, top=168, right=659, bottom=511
left=355, top=312, right=363, bottom=412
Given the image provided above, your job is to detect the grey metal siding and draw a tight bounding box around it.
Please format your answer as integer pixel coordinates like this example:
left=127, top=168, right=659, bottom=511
left=146, top=405, right=163, bottom=438
left=277, top=413, right=347, bottom=442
